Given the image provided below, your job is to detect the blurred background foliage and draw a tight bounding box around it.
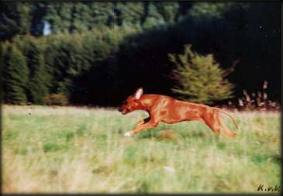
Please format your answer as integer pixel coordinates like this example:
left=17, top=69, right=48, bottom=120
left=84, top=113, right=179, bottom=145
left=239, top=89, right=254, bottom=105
left=0, top=1, right=280, bottom=107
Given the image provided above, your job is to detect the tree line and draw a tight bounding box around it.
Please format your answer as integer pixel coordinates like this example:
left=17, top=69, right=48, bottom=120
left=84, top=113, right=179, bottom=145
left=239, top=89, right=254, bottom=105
left=0, top=1, right=192, bottom=39
left=0, top=1, right=280, bottom=107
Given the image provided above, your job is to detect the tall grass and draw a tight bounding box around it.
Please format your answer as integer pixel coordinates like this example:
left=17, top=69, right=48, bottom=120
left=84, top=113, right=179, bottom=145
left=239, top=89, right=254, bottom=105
left=2, top=105, right=280, bottom=193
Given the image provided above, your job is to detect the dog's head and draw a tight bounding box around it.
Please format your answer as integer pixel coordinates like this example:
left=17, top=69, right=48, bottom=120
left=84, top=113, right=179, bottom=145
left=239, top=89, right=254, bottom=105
left=118, top=88, right=143, bottom=115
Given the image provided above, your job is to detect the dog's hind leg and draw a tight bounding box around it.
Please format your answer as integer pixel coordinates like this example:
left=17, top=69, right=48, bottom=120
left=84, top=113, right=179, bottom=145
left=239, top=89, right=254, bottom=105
left=214, top=109, right=237, bottom=137
left=202, top=114, right=221, bottom=135
left=204, top=120, right=221, bottom=135
left=214, top=110, right=236, bottom=138
left=219, top=120, right=237, bottom=138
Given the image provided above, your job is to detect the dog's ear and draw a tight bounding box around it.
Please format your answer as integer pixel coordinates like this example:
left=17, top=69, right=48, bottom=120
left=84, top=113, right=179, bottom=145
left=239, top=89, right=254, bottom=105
left=134, top=88, right=143, bottom=100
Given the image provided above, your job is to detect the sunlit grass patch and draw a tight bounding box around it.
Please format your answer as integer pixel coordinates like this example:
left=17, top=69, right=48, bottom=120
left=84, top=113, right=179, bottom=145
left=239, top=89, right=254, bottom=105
left=2, top=105, right=280, bottom=193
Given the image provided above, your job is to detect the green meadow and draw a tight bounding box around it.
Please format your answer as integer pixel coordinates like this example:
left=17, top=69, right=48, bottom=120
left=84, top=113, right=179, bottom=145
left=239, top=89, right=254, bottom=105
left=2, top=105, right=280, bottom=193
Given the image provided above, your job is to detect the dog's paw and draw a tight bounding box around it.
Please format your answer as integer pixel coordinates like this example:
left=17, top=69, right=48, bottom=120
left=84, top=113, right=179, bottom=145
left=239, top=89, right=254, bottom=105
left=124, top=131, right=134, bottom=137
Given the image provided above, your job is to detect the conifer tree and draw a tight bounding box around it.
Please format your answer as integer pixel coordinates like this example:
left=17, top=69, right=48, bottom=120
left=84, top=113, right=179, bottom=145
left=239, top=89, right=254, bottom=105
left=169, top=45, right=233, bottom=104
left=155, top=2, right=179, bottom=23
left=143, top=2, right=165, bottom=29
left=2, top=45, right=29, bottom=104
left=0, top=2, right=32, bottom=40
left=0, top=43, right=6, bottom=101
left=26, top=42, right=49, bottom=104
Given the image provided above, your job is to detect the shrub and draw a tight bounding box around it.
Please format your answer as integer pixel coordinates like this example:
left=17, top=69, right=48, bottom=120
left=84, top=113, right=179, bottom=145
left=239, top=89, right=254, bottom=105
left=43, top=93, right=68, bottom=106
left=236, top=81, right=280, bottom=111
left=169, top=44, right=234, bottom=104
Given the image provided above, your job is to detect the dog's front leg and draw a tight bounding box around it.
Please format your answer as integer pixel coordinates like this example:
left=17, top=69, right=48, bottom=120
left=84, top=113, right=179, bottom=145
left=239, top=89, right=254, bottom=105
left=124, top=119, right=158, bottom=137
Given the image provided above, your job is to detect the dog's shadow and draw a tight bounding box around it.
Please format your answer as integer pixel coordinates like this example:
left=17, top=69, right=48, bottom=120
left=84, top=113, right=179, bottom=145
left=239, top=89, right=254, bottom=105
left=135, top=126, right=210, bottom=141
left=135, top=128, right=160, bottom=139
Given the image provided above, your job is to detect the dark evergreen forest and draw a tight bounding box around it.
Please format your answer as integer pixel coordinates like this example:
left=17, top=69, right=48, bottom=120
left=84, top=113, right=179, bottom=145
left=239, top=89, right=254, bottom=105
left=0, top=1, right=280, bottom=108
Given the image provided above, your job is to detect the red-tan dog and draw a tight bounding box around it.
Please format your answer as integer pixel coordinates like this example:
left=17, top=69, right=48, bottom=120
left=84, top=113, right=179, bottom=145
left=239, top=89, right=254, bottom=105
left=118, top=88, right=238, bottom=137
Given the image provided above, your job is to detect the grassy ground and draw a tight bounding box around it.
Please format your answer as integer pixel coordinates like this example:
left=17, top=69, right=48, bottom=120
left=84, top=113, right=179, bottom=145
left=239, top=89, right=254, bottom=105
left=2, top=105, right=281, bottom=193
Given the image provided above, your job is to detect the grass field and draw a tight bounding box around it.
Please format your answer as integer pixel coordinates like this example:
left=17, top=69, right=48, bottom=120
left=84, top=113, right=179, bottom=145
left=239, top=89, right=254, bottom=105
left=2, top=105, right=281, bottom=193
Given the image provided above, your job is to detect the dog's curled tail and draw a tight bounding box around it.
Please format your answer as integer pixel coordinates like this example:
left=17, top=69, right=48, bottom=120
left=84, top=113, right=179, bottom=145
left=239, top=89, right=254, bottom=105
left=217, top=109, right=239, bottom=129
